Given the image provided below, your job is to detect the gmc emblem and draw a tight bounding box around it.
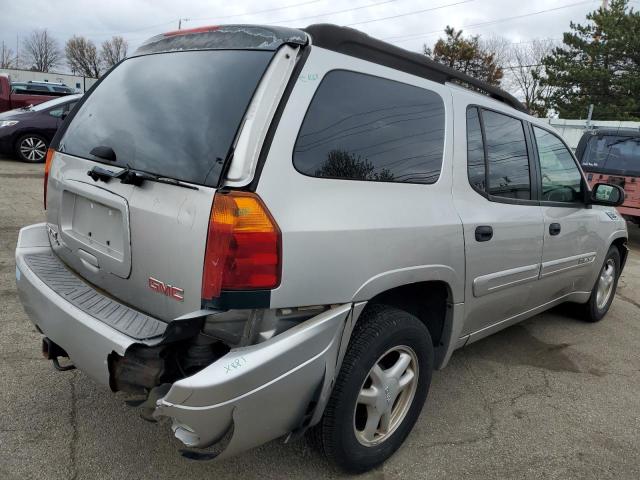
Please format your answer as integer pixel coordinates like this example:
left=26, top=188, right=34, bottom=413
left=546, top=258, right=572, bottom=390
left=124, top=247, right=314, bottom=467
left=148, top=277, right=184, bottom=302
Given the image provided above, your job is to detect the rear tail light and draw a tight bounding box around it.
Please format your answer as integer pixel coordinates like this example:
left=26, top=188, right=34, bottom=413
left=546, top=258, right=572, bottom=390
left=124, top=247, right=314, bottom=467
left=44, top=148, right=54, bottom=209
left=202, top=191, right=281, bottom=300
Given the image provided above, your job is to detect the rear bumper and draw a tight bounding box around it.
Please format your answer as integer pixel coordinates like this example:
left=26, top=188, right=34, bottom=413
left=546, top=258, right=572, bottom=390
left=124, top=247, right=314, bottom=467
left=155, top=304, right=351, bottom=456
left=15, top=223, right=138, bottom=385
left=15, top=223, right=353, bottom=457
left=618, top=205, right=640, bottom=219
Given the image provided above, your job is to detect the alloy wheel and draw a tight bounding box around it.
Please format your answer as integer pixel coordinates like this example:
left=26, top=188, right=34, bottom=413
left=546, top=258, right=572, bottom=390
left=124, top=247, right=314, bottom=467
left=596, top=258, right=616, bottom=310
left=353, top=345, right=419, bottom=446
left=19, top=137, right=47, bottom=162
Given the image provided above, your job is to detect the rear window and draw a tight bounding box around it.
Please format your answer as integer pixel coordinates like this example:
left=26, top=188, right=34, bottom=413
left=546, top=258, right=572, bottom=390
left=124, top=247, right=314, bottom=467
left=581, top=135, right=640, bottom=177
left=59, top=50, right=272, bottom=187
left=293, top=70, right=445, bottom=184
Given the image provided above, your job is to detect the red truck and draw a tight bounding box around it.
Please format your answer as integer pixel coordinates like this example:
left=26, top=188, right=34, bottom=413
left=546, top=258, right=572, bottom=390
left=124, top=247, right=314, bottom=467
left=0, top=74, right=72, bottom=113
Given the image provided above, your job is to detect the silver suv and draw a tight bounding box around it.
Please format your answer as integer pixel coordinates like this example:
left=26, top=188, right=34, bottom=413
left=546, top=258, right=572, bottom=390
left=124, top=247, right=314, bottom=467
left=15, top=24, right=628, bottom=473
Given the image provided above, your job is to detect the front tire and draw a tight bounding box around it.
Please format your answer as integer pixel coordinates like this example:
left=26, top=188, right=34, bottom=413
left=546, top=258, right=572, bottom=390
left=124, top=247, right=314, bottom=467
left=15, top=134, right=48, bottom=163
left=581, top=246, right=621, bottom=322
left=313, top=305, right=433, bottom=473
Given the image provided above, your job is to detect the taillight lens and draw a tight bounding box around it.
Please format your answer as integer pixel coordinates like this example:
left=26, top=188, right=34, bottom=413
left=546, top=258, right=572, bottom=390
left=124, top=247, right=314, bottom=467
left=202, top=191, right=281, bottom=300
left=44, top=148, right=54, bottom=209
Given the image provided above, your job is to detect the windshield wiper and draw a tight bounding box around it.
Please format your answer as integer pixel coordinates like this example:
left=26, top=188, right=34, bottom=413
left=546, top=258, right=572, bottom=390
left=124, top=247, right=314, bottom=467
left=607, top=137, right=640, bottom=147
left=87, top=165, right=198, bottom=190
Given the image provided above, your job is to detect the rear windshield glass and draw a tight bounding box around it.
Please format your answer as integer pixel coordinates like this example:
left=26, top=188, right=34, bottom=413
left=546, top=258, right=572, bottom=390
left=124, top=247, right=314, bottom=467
left=59, top=50, right=272, bottom=187
left=581, top=135, right=640, bottom=177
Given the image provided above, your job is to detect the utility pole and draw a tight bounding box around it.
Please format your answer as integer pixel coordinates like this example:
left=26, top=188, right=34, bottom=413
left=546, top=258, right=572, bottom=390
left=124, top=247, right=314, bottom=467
left=178, top=18, right=190, bottom=30
left=586, top=104, right=594, bottom=129
left=16, top=33, right=19, bottom=69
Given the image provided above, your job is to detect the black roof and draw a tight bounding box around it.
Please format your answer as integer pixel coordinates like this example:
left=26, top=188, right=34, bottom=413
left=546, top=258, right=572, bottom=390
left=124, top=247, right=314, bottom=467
left=303, top=24, right=527, bottom=113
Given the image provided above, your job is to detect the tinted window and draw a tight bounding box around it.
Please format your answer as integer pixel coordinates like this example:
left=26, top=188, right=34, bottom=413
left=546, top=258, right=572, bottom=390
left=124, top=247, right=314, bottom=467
left=294, top=71, right=445, bottom=184
left=483, top=110, right=530, bottom=199
left=534, top=127, right=582, bottom=202
left=466, top=107, right=485, bottom=191
left=581, top=135, right=640, bottom=177
left=60, top=50, right=272, bottom=187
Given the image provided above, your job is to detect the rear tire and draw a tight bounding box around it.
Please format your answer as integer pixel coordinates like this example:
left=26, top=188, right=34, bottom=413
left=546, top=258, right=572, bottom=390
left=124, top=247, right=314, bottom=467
left=312, top=304, right=433, bottom=473
left=15, top=134, right=48, bottom=163
left=581, top=246, right=620, bottom=322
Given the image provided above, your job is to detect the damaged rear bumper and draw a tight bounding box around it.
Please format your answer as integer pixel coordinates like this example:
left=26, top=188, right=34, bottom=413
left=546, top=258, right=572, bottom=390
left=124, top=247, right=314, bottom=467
left=154, top=304, right=351, bottom=457
left=15, top=223, right=356, bottom=458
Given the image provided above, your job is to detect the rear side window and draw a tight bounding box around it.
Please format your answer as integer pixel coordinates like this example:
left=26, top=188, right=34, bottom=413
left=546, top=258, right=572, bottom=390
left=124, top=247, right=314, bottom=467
left=483, top=110, right=531, bottom=200
left=466, top=107, right=485, bottom=191
left=465, top=107, right=532, bottom=201
left=59, top=50, right=272, bottom=187
left=293, top=71, right=445, bottom=184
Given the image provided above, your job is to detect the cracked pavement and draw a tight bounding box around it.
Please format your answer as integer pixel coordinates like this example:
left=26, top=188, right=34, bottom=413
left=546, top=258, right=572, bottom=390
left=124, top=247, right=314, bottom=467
left=1, top=156, right=639, bottom=479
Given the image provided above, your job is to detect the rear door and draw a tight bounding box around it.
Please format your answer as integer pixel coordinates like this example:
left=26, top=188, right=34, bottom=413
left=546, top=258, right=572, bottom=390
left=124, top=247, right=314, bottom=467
left=454, top=106, right=544, bottom=339
left=531, top=125, right=602, bottom=301
left=46, top=48, right=276, bottom=320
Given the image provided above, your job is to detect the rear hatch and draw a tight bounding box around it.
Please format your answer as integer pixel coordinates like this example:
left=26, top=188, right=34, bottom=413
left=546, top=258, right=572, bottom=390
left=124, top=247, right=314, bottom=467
left=45, top=26, right=306, bottom=320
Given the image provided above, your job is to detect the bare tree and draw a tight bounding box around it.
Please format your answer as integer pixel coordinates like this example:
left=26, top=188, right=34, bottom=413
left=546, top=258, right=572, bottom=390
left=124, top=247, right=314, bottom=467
left=505, top=39, right=557, bottom=116
left=101, top=36, right=128, bottom=69
left=22, top=29, right=62, bottom=72
left=65, top=36, right=102, bottom=78
left=479, top=35, right=511, bottom=71
left=1, top=42, right=16, bottom=68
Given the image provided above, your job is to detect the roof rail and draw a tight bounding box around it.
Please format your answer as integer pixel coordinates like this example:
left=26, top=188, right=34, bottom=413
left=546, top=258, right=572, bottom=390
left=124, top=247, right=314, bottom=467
left=303, top=24, right=527, bottom=113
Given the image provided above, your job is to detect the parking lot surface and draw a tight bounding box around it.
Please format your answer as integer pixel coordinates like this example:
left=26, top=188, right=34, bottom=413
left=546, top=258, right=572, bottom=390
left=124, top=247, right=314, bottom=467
left=1, top=155, right=639, bottom=480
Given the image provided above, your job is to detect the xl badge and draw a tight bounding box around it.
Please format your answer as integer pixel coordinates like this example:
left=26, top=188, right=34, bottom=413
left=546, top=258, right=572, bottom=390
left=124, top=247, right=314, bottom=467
left=148, top=277, right=184, bottom=302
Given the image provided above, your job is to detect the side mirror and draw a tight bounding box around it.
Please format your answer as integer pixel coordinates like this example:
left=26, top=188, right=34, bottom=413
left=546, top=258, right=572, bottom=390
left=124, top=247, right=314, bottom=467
left=590, top=183, right=625, bottom=207
left=48, top=108, right=64, bottom=118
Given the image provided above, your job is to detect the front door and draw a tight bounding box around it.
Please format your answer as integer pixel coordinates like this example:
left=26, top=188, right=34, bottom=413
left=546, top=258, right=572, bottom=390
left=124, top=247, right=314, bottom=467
left=454, top=106, right=544, bottom=338
left=530, top=125, right=602, bottom=302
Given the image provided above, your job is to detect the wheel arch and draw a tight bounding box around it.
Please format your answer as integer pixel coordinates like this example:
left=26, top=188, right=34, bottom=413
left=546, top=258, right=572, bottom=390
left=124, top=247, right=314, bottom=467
left=354, top=279, right=457, bottom=370
left=606, top=230, right=628, bottom=273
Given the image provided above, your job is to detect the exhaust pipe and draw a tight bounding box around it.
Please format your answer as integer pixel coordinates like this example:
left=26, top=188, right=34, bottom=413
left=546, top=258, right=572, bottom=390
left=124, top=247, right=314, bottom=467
left=42, top=337, right=76, bottom=372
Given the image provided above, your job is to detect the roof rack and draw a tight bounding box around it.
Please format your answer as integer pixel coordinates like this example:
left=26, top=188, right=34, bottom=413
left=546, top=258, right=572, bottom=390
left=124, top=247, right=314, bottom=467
left=303, top=24, right=527, bottom=113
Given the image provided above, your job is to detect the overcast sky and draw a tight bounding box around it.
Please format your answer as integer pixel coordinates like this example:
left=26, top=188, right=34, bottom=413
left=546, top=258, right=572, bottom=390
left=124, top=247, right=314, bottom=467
left=0, top=0, right=622, bottom=66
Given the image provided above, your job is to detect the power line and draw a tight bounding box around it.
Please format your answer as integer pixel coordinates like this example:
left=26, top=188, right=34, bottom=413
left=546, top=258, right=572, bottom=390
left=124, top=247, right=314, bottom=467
left=74, top=0, right=326, bottom=38
left=268, top=0, right=398, bottom=25
left=383, top=0, right=596, bottom=43
left=190, top=0, right=324, bottom=22
left=345, top=0, right=474, bottom=27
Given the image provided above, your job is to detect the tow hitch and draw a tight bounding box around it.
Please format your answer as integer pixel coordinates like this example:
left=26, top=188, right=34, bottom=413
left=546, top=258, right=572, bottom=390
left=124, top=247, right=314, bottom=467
left=42, top=337, right=76, bottom=371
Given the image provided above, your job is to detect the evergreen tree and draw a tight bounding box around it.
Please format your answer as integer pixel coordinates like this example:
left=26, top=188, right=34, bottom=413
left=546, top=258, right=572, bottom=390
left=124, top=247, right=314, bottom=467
left=541, top=0, right=640, bottom=120
left=424, top=26, right=504, bottom=86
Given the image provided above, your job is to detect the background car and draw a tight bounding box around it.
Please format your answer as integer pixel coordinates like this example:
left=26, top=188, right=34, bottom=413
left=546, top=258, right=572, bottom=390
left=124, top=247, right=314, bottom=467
left=577, top=127, right=640, bottom=225
left=0, top=94, right=81, bottom=162
left=11, top=81, right=75, bottom=95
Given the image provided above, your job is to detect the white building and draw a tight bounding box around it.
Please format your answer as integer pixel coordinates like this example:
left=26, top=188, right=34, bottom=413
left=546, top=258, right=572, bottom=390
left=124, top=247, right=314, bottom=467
left=0, top=67, right=98, bottom=93
left=543, top=118, right=640, bottom=150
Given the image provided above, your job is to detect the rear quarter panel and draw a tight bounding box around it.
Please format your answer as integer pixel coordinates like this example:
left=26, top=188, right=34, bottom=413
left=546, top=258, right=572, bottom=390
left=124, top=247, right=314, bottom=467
left=256, top=47, right=464, bottom=308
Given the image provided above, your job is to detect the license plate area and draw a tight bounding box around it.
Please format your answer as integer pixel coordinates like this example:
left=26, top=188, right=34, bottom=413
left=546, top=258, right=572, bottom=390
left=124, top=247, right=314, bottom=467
left=58, top=181, right=131, bottom=278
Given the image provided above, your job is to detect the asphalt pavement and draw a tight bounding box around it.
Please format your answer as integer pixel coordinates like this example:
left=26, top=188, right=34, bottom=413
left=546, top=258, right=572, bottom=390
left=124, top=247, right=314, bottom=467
left=1, top=154, right=639, bottom=479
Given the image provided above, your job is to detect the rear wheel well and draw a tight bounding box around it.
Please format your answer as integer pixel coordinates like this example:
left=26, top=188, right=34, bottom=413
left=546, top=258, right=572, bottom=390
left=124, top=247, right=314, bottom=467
left=362, top=281, right=451, bottom=354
